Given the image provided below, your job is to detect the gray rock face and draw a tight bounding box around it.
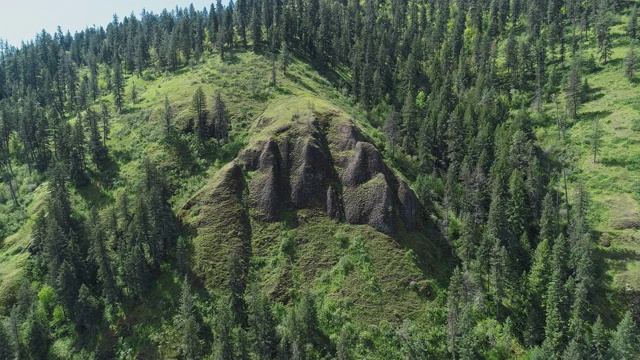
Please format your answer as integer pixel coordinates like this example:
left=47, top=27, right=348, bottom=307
left=342, top=174, right=394, bottom=233
left=342, top=142, right=385, bottom=187
left=235, top=114, right=422, bottom=234
left=290, top=137, right=329, bottom=208
left=249, top=139, right=285, bottom=221
left=396, top=175, right=419, bottom=230
left=326, top=186, right=342, bottom=221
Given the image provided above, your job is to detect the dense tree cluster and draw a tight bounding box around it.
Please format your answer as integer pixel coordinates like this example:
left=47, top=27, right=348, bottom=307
left=0, top=0, right=638, bottom=358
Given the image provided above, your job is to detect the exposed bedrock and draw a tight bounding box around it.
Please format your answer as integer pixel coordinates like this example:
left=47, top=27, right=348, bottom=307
left=235, top=114, right=420, bottom=233
left=342, top=173, right=395, bottom=233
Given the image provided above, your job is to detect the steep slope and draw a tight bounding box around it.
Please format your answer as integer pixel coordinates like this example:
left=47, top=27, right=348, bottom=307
left=180, top=95, right=449, bottom=325
left=539, top=9, right=640, bottom=293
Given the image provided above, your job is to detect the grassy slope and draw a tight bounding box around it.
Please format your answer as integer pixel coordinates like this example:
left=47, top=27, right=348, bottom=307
left=0, top=46, right=450, bottom=357
left=539, top=5, right=640, bottom=292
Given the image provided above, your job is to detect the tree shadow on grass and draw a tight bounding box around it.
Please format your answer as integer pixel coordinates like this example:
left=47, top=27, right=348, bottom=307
left=578, top=109, right=612, bottom=124
left=583, top=85, right=606, bottom=102
left=598, top=156, right=640, bottom=170
left=285, top=72, right=317, bottom=94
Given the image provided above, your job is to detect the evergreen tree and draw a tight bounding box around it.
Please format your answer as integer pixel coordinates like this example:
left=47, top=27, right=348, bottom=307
left=87, top=108, right=109, bottom=170
left=625, top=41, right=637, bottom=81
left=192, top=86, right=208, bottom=140
left=608, top=311, right=640, bottom=359
left=88, top=210, right=119, bottom=304
left=591, top=316, right=608, bottom=360
left=101, top=103, right=110, bottom=147
left=75, top=283, right=100, bottom=334
left=279, top=41, right=289, bottom=75
left=70, top=119, right=87, bottom=186
left=595, top=0, right=613, bottom=63
left=212, top=91, right=229, bottom=141
left=56, top=260, right=78, bottom=317
left=23, top=312, right=49, bottom=360
left=130, top=82, right=138, bottom=104
left=0, top=318, right=12, bottom=360
left=112, top=60, right=125, bottom=112
left=228, top=251, right=246, bottom=324
left=545, top=234, right=570, bottom=353
left=217, top=25, right=226, bottom=60
left=630, top=6, right=638, bottom=40
left=562, top=338, right=586, bottom=360
left=250, top=0, right=262, bottom=52
left=539, top=192, right=557, bottom=244
left=213, top=296, right=235, bottom=360
left=384, top=110, right=401, bottom=156
left=247, top=285, right=277, bottom=358
left=591, top=116, right=602, bottom=163
left=176, top=277, right=201, bottom=360
left=234, top=326, right=250, bottom=360
left=566, top=56, right=582, bottom=119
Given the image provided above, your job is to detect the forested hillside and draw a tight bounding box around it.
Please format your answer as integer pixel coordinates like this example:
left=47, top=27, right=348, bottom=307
left=0, top=0, right=639, bottom=358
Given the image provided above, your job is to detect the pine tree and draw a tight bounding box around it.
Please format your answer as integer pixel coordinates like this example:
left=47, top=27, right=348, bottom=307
left=336, top=323, right=356, bottom=359
left=88, top=210, right=119, bottom=304
left=56, top=260, right=78, bottom=316
left=75, top=284, right=100, bottom=334
left=101, top=103, right=110, bottom=147
left=247, top=285, right=277, bottom=358
left=591, top=316, right=608, bottom=360
left=87, top=108, right=109, bottom=170
left=562, top=338, right=586, bottom=360
left=192, top=86, right=208, bottom=140
left=70, top=119, right=87, bottom=186
left=212, top=91, right=229, bottom=141
left=250, top=0, right=262, bottom=52
left=384, top=110, right=401, bottom=156
left=213, top=296, right=235, bottom=360
left=112, top=60, right=125, bottom=112
left=228, top=251, right=246, bottom=324
left=566, top=56, right=582, bottom=119
left=217, top=25, right=226, bottom=60
left=545, top=234, right=570, bottom=353
left=176, top=277, right=201, bottom=360
left=630, top=6, right=639, bottom=40
left=596, top=0, right=613, bottom=63
left=130, top=82, right=138, bottom=104
left=591, top=116, right=602, bottom=163
left=625, top=41, right=637, bottom=81
left=608, top=311, right=640, bottom=359
left=447, top=267, right=463, bottom=357
left=539, top=192, right=557, bottom=244
left=23, top=312, right=49, bottom=359
left=280, top=41, right=289, bottom=75
left=234, top=326, right=250, bottom=360
left=0, top=318, right=12, bottom=360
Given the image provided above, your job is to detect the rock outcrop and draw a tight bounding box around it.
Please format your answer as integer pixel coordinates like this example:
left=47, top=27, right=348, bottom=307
left=234, top=109, right=421, bottom=233
left=181, top=100, right=426, bottom=289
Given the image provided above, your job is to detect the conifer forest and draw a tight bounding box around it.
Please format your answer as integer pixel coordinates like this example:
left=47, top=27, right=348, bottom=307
left=0, top=0, right=639, bottom=358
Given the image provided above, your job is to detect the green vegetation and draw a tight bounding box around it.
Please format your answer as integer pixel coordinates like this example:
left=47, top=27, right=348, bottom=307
left=0, top=0, right=639, bottom=358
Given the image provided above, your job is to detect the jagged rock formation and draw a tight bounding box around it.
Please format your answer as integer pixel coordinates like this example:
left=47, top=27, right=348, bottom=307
left=181, top=100, right=425, bottom=288
left=237, top=107, right=421, bottom=232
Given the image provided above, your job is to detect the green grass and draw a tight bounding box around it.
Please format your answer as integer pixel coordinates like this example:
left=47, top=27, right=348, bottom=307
left=0, top=44, right=451, bottom=359
left=538, top=4, right=640, bottom=291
